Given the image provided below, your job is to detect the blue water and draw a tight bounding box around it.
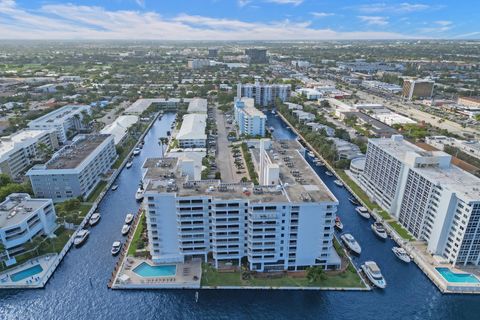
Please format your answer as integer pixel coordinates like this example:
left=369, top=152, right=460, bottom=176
left=436, top=268, right=480, bottom=283
left=10, top=265, right=43, bottom=282
left=1, top=111, right=480, bottom=319
left=133, top=263, right=176, bottom=277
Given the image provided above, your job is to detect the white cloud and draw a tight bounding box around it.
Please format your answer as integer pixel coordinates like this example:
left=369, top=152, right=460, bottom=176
left=265, top=0, right=304, bottom=6
left=310, top=12, right=334, bottom=18
left=135, top=0, right=145, bottom=8
left=237, top=0, right=251, bottom=7
left=355, top=2, right=430, bottom=14
left=0, top=1, right=419, bottom=40
left=435, top=20, right=452, bottom=26
left=358, top=16, right=389, bottom=26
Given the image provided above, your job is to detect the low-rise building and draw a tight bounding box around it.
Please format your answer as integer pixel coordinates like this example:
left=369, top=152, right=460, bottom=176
left=28, top=104, right=91, bottom=144
left=0, top=129, right=59, bottom=179
left=234, top=98, right=266, bottom=137
left=187, top=98, right=208, bottom=114
left=0, top=193, right=56, bottom=253
left=329, top=138, right=363, bottom=160
left=402, top=79, right=434, bottom=100
left=426, top=136, right=480, bottom=161
left=306, top=123, right=335, bottom=137
left=177, top=114, right=207, bottom=148
left=27, top=134, right=117, bottom=202
left=100, top=115, right=139, bottom=145
left=187, top=59, right=210, bottom=69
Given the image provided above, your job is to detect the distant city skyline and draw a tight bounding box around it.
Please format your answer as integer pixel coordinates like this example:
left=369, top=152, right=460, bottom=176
left=0, top=0, right=478, bottom=40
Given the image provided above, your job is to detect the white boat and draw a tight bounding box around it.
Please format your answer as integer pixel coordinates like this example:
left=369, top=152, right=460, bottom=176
left=307, top=151, right=315, bottom=158
left=349, top=197, right=359, bottom=205
left=135, top=187, right=144, bottom=201
left=271, top=110, right=276, bottom=115
left=88, top=213, right=101, bottom=226
left=355, top=206, right=371, bottom=219
left=125, top=213, right=134, bottom=225
left=361, top=261, right=386, bottom=289
left=121, top=224, right=130, bottom=236
left=111, top=241, right=122, bottom=255
left=74, top=229, right=90, bottom=247
left=111, top=184, right=118, bottom=191
left=126, top=161, right=133, bottom=169
left=133, top=147, right=141, bottom=156
left=334, top=179, right=344, bottom=187
left=392, top=247, right=411, bottom=263
left=371, top=222, right=388, bottom=240
left=341, top=233, right=361, bottom=255
left=325, top=171, right=333, bottom=177
left=269, top=126, right=275, bottom=132
left=334, top=217, right=343, bottom=231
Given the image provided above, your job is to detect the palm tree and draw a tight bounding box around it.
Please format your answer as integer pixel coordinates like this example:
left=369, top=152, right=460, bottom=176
left=158, top=138, right=169, bottom=158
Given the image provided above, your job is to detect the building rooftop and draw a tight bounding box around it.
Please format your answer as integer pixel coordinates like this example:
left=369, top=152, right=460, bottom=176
left=187, top=98, right=208, bottom=114
left=0, top=129, right=54, bottom=162
left=39, top=134, right=111, bottom=170
left=143, top=139, right=336, bottom=204
left=0, top=194, right=50, bottom=229
left=176, top=114, right=207, bottom=141
left=125, top=98, right=186, bottom=115
left=100, top=115, right=139, bottom=145
left=28, top=104, right=90, bottom=126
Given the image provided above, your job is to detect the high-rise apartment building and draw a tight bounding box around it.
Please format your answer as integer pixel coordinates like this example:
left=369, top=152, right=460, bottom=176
left=360, top=135, right=480, bottom=266
left=239, top=82, right=291, bottom=107
left=245, top=48, right=268, bottom=64
left=234, top=98, right=266, bottom=137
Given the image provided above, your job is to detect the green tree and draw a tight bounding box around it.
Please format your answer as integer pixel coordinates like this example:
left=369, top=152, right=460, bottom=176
left=306, top=266, right=326, bottom=283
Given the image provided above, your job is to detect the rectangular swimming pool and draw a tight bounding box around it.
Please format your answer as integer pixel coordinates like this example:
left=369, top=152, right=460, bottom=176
left=11, top=264, right=44, bottom=282
left=435, top=267, right=480, bottom=284
left=133, top=263, right=176, bottom=277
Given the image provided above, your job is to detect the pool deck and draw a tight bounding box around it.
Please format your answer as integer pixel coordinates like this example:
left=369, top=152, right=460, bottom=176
left=0, top=254, right=58, bottom=289
left=111, top=257, right=202, bottom=289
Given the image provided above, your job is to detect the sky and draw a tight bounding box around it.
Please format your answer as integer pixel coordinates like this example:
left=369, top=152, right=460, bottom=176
left=0, top=0, right=478, bottom=40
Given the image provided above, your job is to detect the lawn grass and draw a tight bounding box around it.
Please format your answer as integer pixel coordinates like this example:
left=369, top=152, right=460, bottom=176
left=200, top=263, right=365, bottom=288
left=55, top=203, right=92, bottom=225
left=86, top=181, right=107, bottom=203
left=128, top=212, right=145, bottom=256
left=336, top=170, right=383, bottom=212
left=390, top=221, right=415, bottom=241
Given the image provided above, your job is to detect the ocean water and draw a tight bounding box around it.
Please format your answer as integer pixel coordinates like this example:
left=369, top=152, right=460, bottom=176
left=1, top=112, right=479, bottom=320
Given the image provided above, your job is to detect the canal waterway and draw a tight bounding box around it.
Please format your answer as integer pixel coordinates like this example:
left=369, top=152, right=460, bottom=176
left=0, top=112, right=479, bottom=320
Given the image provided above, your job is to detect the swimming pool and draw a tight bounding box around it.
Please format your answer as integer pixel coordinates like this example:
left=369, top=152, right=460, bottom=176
left=10, top=264, right=44, bottom=282
left=435, top=267, right=480, bottom=284
left=133, top=263, right=176, bottom=277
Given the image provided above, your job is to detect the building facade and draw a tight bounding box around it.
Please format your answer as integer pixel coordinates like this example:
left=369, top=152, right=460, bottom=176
left=0, top=193, right=56, bottom=253
left=176, top=114, right=207, bottom=148
left=0, top=129, right=59, bottom=179
left=360, top=135, right=480, bottom=266
left=27, top=134, right=117, bottom=202
left=245, top=48, right=268, bottom=64
left=239, top=82, right=290, bottom=107
left=402, top=79, right=434, bottom=100
left=28, top=104, right=92, bottom=144
left=234, top=98, right=266, bottom=137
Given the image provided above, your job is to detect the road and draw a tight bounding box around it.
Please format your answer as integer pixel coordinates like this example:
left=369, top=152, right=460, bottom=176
left=215, top=106, right=235, bottom=182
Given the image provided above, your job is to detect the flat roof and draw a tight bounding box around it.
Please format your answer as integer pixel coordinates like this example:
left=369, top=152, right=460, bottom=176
left=0, top=194, right=50, bottom=229
left=29, top=104, right=90, bottom=125
left=100, top=115, right=138, bottom=144
left=0, top=129, right=53, bottom=162
left=143, top=139, right=336, bottom=204
left=125, top=98, right=186, bottom=114
left=44, top=134, right=111, bottom=170
left=176, top=114, right=207, bottom=141
left=187, top=98, right=208, bottom=113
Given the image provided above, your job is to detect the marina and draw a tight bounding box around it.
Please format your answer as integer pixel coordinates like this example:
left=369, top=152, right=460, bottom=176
left=1, top=112, right=480, bottom=319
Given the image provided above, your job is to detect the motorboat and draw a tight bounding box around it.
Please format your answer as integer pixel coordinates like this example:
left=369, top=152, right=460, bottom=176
left=74, top=229, right=90, bottom=247
left=268, top=126, right=275, bottom=132
left=314, top=159, right=324, bottom=166
left=334, top=179, right=344, bottom=187
left=121, top=224, right=130, bottom=236
left=133, top=147, right=141, bottom=156
left=356, top=206, right=371, bottom=219
left=349, top=197, right=359, bottom=205
left=111, top=184, right=119, bottom=191
left=371, top=222, right=388, bottom=240
left=271, top=110, right=276, bottom=115
left=325, top=171, right=333, bottom=177
left=135, top=186, right=144, bottom=201
left=334, top=217, right=343, bottom=231
left=111, top=241, right=122, bottom=256
left=307, top=151, right=315, bottom=158
left=125, top=213, right=134, bottom=225
left=126, top=161, right=133, bottom=169
left=340, top=233, right=361, bottom=255
left=88, top=213, right=101, bottom=226
left=361, top=261, right=386, bottom=289
left=392, top=247, right=411, bottom=263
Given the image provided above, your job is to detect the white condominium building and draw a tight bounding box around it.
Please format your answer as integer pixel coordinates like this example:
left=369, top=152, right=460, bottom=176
left=27, top=134, right=117, bottom=202
left=0, top=193, right=57, bottom=253
left=176, top=114, right=207, bottom=148
left=234, top=98, right=266, bottom=137
left=142, top=140, right=340, bottom=272
left=239, top=82, right=291, bottom=107
left=28, top=104, right=92, bottom=144
left=187, top=98, right=208, bottom=114
left=0, top=129, right=59, bottom=179
left=360, top=135, right=480, bottom=266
